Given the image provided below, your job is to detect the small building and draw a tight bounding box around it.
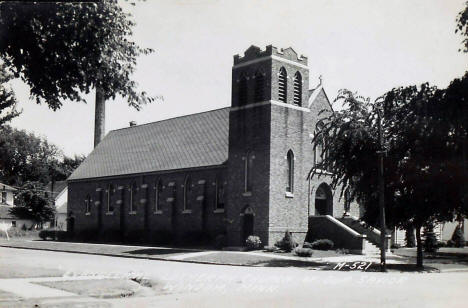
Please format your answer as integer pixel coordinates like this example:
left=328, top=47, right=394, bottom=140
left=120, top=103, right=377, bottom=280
left=45, top=181, right=68, bottom=230
left=0, top=183, right=34, bottom=230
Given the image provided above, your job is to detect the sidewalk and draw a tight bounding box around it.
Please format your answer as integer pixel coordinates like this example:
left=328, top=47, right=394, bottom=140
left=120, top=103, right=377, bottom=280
left=1, top=239, right=467, bottom=272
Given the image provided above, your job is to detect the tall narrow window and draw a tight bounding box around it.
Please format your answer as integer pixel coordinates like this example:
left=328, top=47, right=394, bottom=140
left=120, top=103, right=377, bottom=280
left=239, top=74, right=248, bottom=106
left=254, top=70, right=265, bottom=102
left=215, top=178, right=225, bottom=210
left=278, top=67, right=287, bottom=103
left=85, top=194, right=91, bottom=213
left=107, top=184, right=114, bottom=212
left=244, top=152, right=254, bottom=192
left=184, top=176, right=192, bottom=211
left=130, top=182, right=137, bottom=213
left=286, top=150, right=294, bottom=193
left=1, top=192, right=6, bottom=204
left=155, top=180, right=162, bottom=212
left=293, top=72, right=302, bottom=106
left=314, top=125, right=326, bottom=167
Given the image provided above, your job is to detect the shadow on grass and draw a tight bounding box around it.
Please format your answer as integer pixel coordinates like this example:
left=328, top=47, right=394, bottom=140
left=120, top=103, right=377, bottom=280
left=123, top=248, right=202, bottom=256
left=250, top=259, right=330, bottom=268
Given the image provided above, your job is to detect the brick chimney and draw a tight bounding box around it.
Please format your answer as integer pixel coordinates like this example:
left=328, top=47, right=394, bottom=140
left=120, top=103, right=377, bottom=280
left=129, top=121, right=137, bottom=127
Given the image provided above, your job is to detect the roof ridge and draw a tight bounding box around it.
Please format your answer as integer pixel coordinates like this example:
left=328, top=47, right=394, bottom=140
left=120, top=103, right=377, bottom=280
left=111, top=106, right=231, bottom=133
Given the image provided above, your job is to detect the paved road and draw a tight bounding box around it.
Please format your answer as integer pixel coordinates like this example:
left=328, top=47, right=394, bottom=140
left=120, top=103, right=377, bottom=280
left=0, top=247, right=467, bottom=307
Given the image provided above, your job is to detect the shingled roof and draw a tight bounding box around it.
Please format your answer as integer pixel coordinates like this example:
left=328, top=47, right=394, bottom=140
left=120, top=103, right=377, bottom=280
left=69, top=107, right=230, bottom=181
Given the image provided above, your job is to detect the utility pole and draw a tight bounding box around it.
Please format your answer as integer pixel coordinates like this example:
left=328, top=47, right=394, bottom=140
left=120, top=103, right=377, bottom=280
left=377, top=107, right=387, bottom=272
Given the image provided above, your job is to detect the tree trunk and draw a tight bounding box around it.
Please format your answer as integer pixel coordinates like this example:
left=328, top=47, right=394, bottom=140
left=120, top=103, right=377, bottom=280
left=94, top=86, right=105, bottom=148
left=415, top=226, right=424, bottom=268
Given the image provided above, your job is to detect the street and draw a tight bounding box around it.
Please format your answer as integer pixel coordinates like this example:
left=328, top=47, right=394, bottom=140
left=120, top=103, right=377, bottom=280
left=0, top=246, right=467, bottom=307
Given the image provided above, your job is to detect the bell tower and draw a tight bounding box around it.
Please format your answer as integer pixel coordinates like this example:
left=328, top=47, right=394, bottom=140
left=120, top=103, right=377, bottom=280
left=226, top=45, right=313, bottom=246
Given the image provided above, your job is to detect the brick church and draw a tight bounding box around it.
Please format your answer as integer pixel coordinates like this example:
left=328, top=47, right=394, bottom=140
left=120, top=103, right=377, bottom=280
left=68, top=45, right=364, bottom=247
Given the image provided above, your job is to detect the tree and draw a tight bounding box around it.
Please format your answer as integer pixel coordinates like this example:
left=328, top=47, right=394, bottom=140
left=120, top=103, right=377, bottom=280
left=456, top=1, right=468, bottom=53
left=10, top=181, right=55, bottom=225
left=313, top=75, right=467, bottom=268
left=0, top=64, right=20, bottom=126
left=0, top=0, right=155, bottom=110
left=0, top=126, right=62, bottom=187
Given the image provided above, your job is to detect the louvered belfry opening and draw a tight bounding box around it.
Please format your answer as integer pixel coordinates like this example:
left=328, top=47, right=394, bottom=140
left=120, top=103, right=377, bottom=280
left=293, top=72, right=302, bottom=106
left=254, top=70, right=265, bottom=102
left=278, top=67, right=287, bottom=103
left=238, top=75, right=248, bottom=106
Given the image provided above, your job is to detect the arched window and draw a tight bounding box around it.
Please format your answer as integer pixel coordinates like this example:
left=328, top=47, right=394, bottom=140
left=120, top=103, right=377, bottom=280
left=278, top=67, right=287, bottom=103
left=85, top=194, right=91, bottom=213
left=286, top=150, right=294, bottom=193
left=155, top=180, right=162, bottom=212
left=293, top=72, right=302, bottom=106
left=244, top=152, right=254, bottom=193
left=254, top=70, right=265, bottom=102
left=238, top=74, right=248, bottom=106
left=215, top=178, right=225, bottom=210
left=314, top=124, right=327, bottom=167
left=130, top=182, right=137, bottom=213
left=107, top=184, right=114, bottom=213
left=184, top=175, right=192, bottom=211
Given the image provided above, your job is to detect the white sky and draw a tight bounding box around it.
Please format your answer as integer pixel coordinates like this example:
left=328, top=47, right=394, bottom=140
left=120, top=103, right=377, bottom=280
left=9, top=0, right=468, bottom=157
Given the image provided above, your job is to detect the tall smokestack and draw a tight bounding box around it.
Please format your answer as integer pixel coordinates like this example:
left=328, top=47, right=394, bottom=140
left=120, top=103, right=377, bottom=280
left=94, top=86, right=105, bottom=148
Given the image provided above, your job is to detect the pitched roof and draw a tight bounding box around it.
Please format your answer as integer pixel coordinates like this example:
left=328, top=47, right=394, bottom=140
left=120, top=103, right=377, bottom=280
left=0, top=183, right=16, bottom=192
left=45, top=181, right=67, bottom=199
left=69, top=107, right=230, bottom=181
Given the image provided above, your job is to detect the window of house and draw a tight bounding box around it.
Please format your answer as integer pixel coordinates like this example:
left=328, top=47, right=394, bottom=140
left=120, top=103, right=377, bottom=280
left=244, top=152, right=254, bottom=193
left=85, top=194, right=91, bottom=214
left=11, top=221, right=16, bottom=227
left=286, top=150, right=294, bottom=193
left=215, top=178, right=225, bottom=210
left=184, top=176, right=192, bottom=211
left=239, top=74, right=248, bottom=106
left=293, top=72, right=302, bottom=106
left=107, top=184, right=114, bottom=212
left=278, top=67, right=287, bottom=103
left=254, top=70, right=265, bottom=102
left=155, top=180, right=162, bottom=212
left=130, top=182, right=137, bottom=213
left=314, top=125, right=327, bottom=167
left=1, top=192, right=6, bottom=204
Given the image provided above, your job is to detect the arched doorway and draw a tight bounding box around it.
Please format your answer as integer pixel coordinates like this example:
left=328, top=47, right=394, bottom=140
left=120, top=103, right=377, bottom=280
left=240, top=206, right=254, bottom=244
left=314, top=183, right=333, bottom=216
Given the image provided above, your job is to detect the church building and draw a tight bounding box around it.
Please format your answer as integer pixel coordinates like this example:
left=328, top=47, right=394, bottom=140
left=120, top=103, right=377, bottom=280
left=68, top=45, right=363, bottom=247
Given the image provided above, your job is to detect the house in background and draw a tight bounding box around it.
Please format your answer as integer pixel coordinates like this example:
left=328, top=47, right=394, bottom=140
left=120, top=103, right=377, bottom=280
left=0, top=183, right=34, bottom=229
left=45, top=181, right=68, bottom=230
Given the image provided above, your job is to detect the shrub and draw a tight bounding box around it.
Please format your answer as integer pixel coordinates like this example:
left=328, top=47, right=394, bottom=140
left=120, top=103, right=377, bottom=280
left=295, top=247, right=313, bottom=257
left=423, top=224, right=439, bottom=253
left=451, top=225, right=466, bottom=248
left=214, top=234, right=227, bottom=249
left=39, top=230, right=54, bottom=240
left=245, top=235, right=262, bottom=250
left=311, top=239, right=334, bottom=250
left=302, top=242, right=313, bottom=249
left=264, top=246, right=278, bottom=252
left=274, top=230, right=297, bottom=252
left=447, top=239, right=455, bottom=247
left=336, top=248, right=350, bottom=254
left=391, top=243, right=401, bottom=249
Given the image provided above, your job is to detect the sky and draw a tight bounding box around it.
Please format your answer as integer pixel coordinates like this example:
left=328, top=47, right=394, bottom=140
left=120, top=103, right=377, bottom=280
left=8, top=0, right=468, bottom=157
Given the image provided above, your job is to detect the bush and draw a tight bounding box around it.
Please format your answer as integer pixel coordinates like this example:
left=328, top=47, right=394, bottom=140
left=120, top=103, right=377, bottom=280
left=391, top=243, right=401, bottom=249
left=294, top=247, right=313, bottom=257
left=39, top=230, right=54, bottom=240
left=264, top=246, right=279, bottom=252
left=447, top=239, right=455, bottom=247
left=336, top=248, right=350, bottom=254
left=311, top=239, right=334, bottom=250
left=245, top=235, right=262, bottom=250
left=214, top=234, right=227, bottom=249
left=423, top=224, right=439, bottom=253
left=274, top=230, right=297, bottom=252
left=302, top=242, right=313, bottom=249
left=451, top=225, right=466, bottom=248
